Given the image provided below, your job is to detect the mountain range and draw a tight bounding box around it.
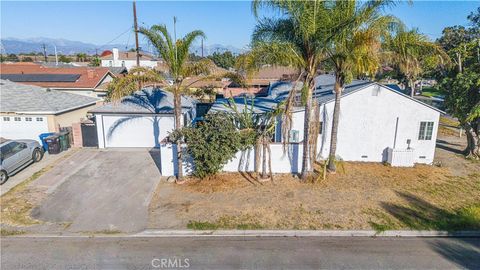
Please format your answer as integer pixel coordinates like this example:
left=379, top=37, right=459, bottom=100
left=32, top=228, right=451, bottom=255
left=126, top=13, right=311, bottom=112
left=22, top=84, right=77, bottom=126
left=0, top=37, right=245, bottom=56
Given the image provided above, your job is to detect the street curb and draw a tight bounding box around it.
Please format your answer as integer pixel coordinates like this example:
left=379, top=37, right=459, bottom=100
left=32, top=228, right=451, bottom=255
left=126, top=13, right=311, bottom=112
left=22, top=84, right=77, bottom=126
left=133, top=230, right=480, bottom=238
left=3, top=230, right=479, bottom=238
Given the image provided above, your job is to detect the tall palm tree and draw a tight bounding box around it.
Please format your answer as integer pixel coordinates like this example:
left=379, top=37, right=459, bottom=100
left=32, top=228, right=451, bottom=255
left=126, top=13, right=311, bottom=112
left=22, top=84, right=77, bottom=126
left=383, top=28, right=447, bottom=97
left=324, top=0, right=399, bottom=172
left=108, top=24, right=213, bottom=179
left=246, top=0, right=332, bottom=181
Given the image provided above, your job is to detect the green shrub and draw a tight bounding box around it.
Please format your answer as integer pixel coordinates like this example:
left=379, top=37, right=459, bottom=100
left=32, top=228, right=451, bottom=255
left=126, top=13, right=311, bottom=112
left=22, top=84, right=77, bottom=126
left=181, top=113, right=242, bottom=178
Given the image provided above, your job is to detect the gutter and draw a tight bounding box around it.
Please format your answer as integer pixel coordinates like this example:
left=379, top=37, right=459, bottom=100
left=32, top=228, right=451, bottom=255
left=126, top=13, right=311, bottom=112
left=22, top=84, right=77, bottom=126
left=3, top=101, right=99, bottom=115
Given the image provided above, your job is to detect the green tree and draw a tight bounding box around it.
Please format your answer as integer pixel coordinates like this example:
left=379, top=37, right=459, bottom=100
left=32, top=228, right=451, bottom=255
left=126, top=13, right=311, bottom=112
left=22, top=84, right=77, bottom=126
left=208, top=51, right=236, bottom=69
left=438, top=7, right=480, bottom=159
left=383, top=28, right=447, bottom=97
left=89, top=56, right=101, bottom=67
left=58, top=55, right=71, bottom=63
left=244, top=0, right=333, bottom=180
left=76, top=53, right=88, bottom=62
left=246, top=0, right=398, bottom=176
left=323, top=1, right=400, bottom=172
left=442, top=71, right=480, bottom=159
left=108, top=24, right=215, bottom=180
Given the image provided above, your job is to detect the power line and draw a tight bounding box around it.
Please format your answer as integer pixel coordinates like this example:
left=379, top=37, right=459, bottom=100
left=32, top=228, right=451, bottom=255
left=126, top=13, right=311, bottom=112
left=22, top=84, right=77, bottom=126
left=96, top=26, right=133, bottom=51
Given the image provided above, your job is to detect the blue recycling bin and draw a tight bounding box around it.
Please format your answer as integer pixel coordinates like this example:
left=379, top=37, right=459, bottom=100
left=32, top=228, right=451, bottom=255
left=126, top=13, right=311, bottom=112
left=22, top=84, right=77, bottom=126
left=39, top=132, right=55, bottom=151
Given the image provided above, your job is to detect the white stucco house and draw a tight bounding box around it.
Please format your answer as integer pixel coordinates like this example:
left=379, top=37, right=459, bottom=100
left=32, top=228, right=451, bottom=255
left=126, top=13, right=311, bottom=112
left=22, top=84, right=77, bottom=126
left=100, top=48, right=158, bottom=71
left=89, top=87, right=195, bottom=148
left=211, top=74, right=443, bottom=168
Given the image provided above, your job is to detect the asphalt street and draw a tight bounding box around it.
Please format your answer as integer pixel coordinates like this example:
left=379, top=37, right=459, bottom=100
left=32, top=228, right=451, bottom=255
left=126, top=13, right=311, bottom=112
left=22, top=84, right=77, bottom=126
left=1, top=236, right=479, bottom=269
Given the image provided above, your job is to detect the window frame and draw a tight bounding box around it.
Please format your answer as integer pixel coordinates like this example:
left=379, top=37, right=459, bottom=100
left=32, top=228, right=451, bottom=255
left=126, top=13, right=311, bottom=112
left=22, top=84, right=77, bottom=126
left=418, top=121, right=434, bottom=141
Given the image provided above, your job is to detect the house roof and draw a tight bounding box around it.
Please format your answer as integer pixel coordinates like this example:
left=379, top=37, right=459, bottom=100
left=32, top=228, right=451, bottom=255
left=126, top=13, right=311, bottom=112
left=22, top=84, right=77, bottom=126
left=210, top=74, right=444, bottom=114
left=100, top=51, right=155, bottom=61
left=0, top=63, right=114, bottom=89
left=0, top=79, right=99, bottom=114
left=89, top=87, right=195, bottom=114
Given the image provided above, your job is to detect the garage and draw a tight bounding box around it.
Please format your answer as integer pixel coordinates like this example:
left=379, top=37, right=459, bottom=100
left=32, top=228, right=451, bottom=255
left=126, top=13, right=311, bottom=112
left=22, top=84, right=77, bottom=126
left=90, top=88, right=195, bottom=148
left=95, top=114, right=175, bottom=148
left=1, top=80, right=99, bottom=144
left=1, top=115, right=49, bottom=143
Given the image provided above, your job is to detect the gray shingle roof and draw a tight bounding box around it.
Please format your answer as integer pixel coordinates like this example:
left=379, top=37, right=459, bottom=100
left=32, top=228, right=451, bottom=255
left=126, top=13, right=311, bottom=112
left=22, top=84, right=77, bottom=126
left=210, top=75, right=374, bottom=114
left=89, top=87, right=195, bottom=114
left=0, top=79, right=99, bottom=114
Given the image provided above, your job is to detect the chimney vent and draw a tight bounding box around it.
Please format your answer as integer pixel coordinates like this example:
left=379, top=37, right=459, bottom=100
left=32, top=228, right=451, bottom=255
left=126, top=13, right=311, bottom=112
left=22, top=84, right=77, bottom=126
left=87, top=69, right=95, bottom=79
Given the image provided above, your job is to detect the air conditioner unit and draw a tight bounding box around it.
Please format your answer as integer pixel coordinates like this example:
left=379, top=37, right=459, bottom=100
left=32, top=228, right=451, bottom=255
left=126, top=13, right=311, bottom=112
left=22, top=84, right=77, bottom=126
left=387, top=147, right=415, bottom=167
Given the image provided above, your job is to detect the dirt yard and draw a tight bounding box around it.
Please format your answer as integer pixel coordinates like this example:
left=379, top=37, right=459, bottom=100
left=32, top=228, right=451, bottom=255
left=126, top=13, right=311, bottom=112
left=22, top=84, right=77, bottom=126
left=149, top=131, right=480, bottom=231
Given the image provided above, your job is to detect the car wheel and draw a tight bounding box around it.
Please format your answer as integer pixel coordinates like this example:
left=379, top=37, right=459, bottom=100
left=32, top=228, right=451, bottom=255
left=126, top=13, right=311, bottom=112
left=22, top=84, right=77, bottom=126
left=32, top=148, right=44, bottom=162
left=0, top=170, right=8, bottom=185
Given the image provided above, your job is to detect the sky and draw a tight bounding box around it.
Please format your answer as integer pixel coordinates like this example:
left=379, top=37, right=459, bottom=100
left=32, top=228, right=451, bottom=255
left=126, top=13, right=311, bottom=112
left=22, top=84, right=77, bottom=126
left=1, top=1, right=479, bottom=49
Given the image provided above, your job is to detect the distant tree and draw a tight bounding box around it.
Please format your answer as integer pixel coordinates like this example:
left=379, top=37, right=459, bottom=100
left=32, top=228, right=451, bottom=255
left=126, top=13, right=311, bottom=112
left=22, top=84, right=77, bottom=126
left=89, top=56, right=101, bottom=67
left=128, top=48, right=136, bottom=52
left=76, top=53, right=88, bottom=62
left=5, top=54, right=19, bottom=62
left=189, top=53, right=203, bottom=61
left=21, top=56, right=33, bottom=62
left=208, top=51, right=236, bottom=69
left=58, top=55, right=71, bottom=63
left=383, top=28, right=448, bottom=97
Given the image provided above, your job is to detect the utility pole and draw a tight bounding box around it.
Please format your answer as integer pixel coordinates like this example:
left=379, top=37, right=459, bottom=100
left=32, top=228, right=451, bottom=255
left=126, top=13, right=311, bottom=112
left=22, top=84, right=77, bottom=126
left=133, top=1, right=140, bottom=67
left=42, top=43, right=47, bottom=62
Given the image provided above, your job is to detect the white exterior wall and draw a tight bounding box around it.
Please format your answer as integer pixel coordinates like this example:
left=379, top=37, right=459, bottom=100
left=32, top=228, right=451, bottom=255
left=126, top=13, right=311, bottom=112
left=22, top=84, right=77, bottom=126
left=95, top=114, right=175, bottom=148
left=311, top=85, right=440, bottom=164
left=0, top=115, right=49, bottom=143
left=101, top=59, right=157, bottom=71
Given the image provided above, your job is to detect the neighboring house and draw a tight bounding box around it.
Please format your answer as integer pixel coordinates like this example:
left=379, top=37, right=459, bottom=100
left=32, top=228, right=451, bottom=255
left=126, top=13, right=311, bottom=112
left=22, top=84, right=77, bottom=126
left=0, top=63, right=116, bottom=98
left=90, top=87, right=195, bottom=148
left=211, top=74, right=443, bottom=165
left=100, top=48, right=158, bottom=70
left=0, top=80, right=99, bottom=143
left=224, top=66, right=299, bottom=98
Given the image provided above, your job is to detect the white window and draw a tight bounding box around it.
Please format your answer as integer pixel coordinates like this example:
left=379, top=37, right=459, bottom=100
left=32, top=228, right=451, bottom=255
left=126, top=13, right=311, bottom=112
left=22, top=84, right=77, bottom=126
left=3, top=117, right=10, bottom=121
left=319, top=122, right=323, bottom=135
left=25, top=117, right=32, bottom=121
left=418, top=121, right=434, bottom=140
left=14, top=117, right=21, bottom=121
left=121, top=61, right=125, bottom=67
left=109, top=61, right=113, bottom=67
left=289, top=130, right=300, bottom=143
left=36, top=117, right=43, bottom=121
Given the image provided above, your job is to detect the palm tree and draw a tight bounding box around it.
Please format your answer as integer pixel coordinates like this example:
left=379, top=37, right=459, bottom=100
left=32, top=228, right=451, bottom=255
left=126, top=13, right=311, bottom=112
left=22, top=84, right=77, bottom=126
left=324, top=0, right=399, bottom=172
left=383, top=28, right=447, bottom=97
left=108, top=24, right=214, bottom=180
left=246, top=0, right=332, bottom=181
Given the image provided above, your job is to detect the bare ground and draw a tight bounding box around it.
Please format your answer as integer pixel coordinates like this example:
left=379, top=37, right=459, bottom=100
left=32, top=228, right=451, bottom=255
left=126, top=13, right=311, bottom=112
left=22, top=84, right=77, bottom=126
left=148, top=132, right=480, bottom=230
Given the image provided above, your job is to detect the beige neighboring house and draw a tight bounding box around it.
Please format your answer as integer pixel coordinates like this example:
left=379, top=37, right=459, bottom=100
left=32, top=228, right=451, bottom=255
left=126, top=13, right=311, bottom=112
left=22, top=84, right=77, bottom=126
left=0, top=80, right=99, bottom=143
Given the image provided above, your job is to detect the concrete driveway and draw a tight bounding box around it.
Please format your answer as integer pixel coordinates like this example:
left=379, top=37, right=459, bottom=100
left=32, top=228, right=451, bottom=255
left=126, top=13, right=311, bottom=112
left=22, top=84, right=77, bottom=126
left=31, top=148, right=162, bottom=233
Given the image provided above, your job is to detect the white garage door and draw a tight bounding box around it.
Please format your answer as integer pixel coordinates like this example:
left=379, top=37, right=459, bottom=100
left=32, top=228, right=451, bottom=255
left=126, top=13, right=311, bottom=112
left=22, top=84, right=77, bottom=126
left=99, top=114, right=175, bottom=148
left=0, top=115, right=49, bottom=143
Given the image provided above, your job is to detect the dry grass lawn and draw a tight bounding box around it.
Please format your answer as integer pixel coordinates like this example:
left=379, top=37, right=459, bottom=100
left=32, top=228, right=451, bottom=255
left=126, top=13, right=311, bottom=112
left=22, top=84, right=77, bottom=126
left=149, top=132, right=480, bottom=231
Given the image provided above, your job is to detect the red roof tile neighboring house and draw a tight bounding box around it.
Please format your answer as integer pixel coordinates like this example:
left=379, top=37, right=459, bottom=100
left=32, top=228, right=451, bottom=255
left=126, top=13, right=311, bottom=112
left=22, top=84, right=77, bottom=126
left=0, top=63, right=115, bottom=98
